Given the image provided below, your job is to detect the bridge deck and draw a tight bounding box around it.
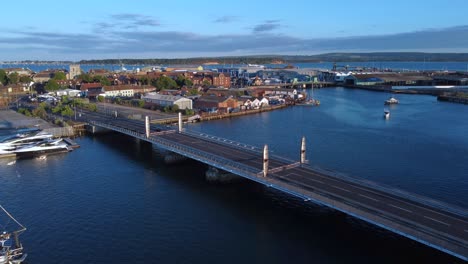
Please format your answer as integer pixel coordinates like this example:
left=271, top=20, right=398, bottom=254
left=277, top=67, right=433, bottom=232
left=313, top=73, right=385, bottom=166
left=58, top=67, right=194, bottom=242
left=80, top=110, right=468, bottom=260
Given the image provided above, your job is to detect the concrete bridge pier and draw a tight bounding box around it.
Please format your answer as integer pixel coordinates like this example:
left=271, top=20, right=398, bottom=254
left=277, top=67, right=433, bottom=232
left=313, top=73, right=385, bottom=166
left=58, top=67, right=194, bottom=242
left=85, top=124, right=112, bottom=134
left=163, top=152, right=188, bottom=165
left=205, top=166, right=238, bottom=182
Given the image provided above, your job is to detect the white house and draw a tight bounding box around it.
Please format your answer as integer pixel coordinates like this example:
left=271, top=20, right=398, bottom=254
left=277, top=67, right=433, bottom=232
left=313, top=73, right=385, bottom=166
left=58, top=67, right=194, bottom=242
left=102, top=86, right=135, bottom=97
left=56, top=88, right=81, bottom=97
left=251, top=98, right=260, bottom=109
left=142, top=92, right=193, bottom=109
left=259, top=97, right=269, bottom=107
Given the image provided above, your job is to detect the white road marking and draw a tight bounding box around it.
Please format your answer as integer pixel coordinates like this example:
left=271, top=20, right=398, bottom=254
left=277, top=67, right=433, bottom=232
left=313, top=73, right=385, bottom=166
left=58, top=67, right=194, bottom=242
left=388, top=203, right=412, bottom=213
left=331, top=185, right=350, bottom=192
left=424, top=216, right=450, bottom=227
left=359, top=194, right=379, bottom=202
left=307, top=178, right=324, bottom=184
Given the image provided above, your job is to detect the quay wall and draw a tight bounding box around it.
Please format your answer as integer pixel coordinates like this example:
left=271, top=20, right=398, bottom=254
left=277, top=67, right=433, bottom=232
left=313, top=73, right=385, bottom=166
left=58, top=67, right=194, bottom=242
left=437, top=95, right=468, bottom=104
left=200, top=104, right=288, bottom=121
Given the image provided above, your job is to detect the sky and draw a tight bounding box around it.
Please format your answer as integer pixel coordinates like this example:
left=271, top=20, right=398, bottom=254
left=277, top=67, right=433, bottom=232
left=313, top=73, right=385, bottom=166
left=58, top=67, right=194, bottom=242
left=1, top=0, right=468, bottom=61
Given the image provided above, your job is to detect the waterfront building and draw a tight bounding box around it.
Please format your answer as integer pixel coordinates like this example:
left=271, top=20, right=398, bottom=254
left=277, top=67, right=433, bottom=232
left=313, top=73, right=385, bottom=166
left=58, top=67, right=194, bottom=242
left=344, top=73, right=432, bottom=87
left=2, top=67, right=33, bottom=76
left=212, top=73, right=231, bottom=87
left=32, top=72, right=52, bottom=83
left=80, top=83, right=103, bottom=98
left=99, top=85, right=155, bottom=98
left=194, top=95, right=238, bottom=113
left=142, top=92, right=193, bottom=110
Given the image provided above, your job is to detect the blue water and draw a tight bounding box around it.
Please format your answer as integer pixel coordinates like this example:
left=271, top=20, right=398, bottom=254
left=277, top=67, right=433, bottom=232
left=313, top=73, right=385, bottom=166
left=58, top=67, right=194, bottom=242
left=1, top=88, right=467, bottom=263
left=2, top=61, right=468, bottom=72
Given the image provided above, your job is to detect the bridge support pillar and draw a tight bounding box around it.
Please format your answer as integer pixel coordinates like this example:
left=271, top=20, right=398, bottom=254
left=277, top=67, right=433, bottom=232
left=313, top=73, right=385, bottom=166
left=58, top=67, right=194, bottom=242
left=145, top=116, right=150, bottom=138
left=300, top=136, right=306, bottom=164
left=178, top=112, right=182, bottom=132
left=205, top=167, right=238, bottom=182
left=164, top=152, right=187, bottom=165
left=263, top=144, right=269, bottom=177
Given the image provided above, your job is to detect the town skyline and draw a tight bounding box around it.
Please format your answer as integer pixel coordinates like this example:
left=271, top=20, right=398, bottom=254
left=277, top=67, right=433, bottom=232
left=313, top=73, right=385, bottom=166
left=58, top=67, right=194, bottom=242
left=1, top=0, right=468, bottom=60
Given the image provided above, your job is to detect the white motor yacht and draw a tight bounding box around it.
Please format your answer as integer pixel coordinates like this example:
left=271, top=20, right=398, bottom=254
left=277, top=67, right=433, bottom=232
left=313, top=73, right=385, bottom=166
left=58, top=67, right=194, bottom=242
left=384, top=97, right=399, bottom=105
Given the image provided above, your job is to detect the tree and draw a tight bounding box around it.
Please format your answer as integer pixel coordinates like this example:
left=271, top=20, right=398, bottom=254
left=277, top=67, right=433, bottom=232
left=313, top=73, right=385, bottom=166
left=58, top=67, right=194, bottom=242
left=131, top=99, right=145, bottom=108
left=7, top=72, right=19, bottom=84
left=202, top=80, right=211, bottom=87
left=71, top=98, right=84, bottom=107
left=93, top=75, right=111, bottom=86
left=32, top=107, right=47, bottom=119
left=139, top=76, right=149, bottom=85
left=176, top=75, right=194, bottom=88
left=163, top=104, right=179, bottom=113
left=53, top=72, right=67, bottom=80
left=0, top=69, right=7, bottom=85
left=39, top=102, right=49, bottom=109
left=188, top=88, right=200, bottom=95
left=184, top=108, right=194, bottom=116
left=154, top=76, right=178, bottom=90
left=85, top=103, right=97, bottom=112
left=97, top=95, right=105, bottom=102
left=52, top=104, right=63, bottom=114
left=78, top=73, right=92, bottom=83
left=60, top=105, right=74, bottom=118
left=45, top=80, right=60, bottom=91
left=19, top=76, right=33, bottom=83
left=18, top=108, right=32, bottom=116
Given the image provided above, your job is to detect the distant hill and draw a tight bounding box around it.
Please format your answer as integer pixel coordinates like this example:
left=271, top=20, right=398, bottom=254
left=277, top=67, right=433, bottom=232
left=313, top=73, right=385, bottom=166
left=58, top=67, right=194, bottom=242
left=6, top=52, right=468, bottom=65
left=78, top=53, right=468, bottom=65
left=281, top=52, right=468, bottom=62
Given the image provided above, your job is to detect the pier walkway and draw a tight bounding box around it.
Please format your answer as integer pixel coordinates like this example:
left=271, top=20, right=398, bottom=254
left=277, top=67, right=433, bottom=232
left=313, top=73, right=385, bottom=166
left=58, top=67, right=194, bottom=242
left=78, top=110, right=467, bottom=261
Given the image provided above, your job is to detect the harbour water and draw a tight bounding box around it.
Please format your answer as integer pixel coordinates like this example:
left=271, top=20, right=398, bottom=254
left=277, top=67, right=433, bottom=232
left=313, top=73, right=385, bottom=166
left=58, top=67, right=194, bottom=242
left=1, top=61, right=468, bottom=72
left=1, top=87, right=467, bottom=263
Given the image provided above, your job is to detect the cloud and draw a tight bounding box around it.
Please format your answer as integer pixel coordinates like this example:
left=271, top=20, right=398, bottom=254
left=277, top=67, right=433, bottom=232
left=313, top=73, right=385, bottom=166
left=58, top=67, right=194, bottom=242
left=253, top=20, right=282, bottom=33
left=1, top=25, right=468, bottom=60
left=213, top=16, right=238, bottom=23
left=93, top=13, right=160, bottom=32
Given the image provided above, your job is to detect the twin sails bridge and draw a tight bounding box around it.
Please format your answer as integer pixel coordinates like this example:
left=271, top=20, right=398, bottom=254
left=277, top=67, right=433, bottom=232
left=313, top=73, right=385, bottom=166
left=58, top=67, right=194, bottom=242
left=76, top=108, right=467, bottom=261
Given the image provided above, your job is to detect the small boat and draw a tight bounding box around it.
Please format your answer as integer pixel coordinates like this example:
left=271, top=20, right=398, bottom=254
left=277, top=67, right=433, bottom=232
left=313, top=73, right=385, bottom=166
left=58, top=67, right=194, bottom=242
left=384, top=109, right=390, bottom=119
left=297, top=88, right=320, bottom=106
left=297, top=98, right=320, bottom=106
left=384, top=97, right=399, bottom=105
left=0, top=205, right=27, bottom=264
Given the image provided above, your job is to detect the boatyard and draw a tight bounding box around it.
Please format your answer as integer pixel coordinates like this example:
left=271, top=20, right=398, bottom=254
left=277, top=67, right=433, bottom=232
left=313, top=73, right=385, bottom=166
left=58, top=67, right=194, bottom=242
left=0, top=110, right=79, bottom=159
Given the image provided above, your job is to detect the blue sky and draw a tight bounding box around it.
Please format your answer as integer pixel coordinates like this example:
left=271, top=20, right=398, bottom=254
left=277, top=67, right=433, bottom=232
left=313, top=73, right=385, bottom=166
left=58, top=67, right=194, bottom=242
left=1, top=0, right=468, bottom=60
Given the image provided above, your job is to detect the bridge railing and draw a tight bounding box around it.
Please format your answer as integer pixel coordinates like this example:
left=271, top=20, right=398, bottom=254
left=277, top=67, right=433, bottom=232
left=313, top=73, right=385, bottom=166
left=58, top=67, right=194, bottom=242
left=303, top=164, right=468, bottom=218
left=89, top=120, right=467, bottom=218
left=182, top=129, right=299, bottom=165
left=90, top=121, right=261, bottom=177
left=182, top=130, right=261, bottom=152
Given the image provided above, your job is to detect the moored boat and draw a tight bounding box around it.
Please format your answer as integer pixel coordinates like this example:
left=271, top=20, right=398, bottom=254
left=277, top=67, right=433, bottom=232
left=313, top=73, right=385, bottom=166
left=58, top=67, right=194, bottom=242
left=384, top=109, right=390, bottom=119
left=384, top=97, right=399, bottom=105
left=0, top=205, right=27, bottom=264
left=0, top=130, right=72, bottom=158
left=14, top=140, right=70, bottom=159
left=297, top=98, right=320, bottom=106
